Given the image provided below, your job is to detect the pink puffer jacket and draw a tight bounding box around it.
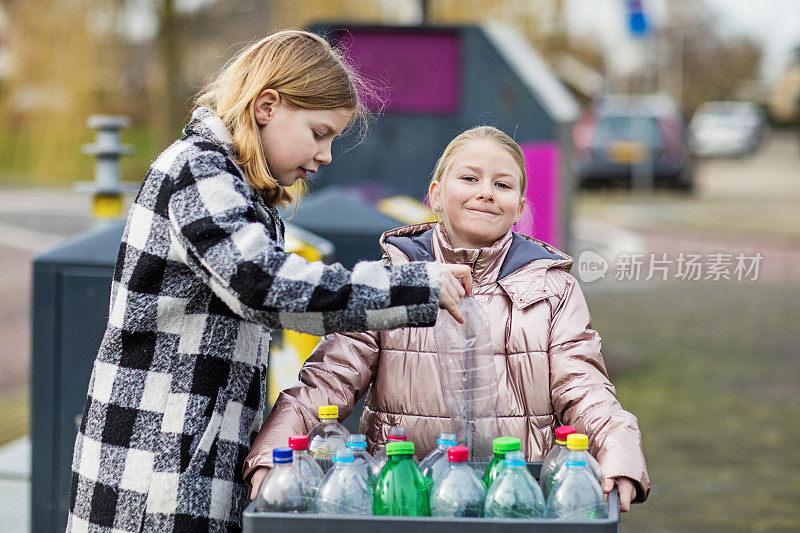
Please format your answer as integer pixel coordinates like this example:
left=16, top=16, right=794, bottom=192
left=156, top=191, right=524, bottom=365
left=245, top=222, right=650, bottom=502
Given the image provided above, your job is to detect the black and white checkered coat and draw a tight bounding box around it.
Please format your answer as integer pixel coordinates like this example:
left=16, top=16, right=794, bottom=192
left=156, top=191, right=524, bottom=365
left=67, top=107, right=441, bottom=533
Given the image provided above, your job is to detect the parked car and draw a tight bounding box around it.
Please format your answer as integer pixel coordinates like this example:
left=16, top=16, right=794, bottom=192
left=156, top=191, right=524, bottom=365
left=573, top=94, right=693, bottom=192
left=688, top=101, right=768, bottom=157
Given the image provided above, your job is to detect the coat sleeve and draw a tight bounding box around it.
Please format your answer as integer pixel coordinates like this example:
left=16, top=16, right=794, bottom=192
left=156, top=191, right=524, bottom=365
left=242, top=330, right=381, bottom=480
left=163, top=144, right=440, bottom=335
left=548, top=272, right=650, bottom=503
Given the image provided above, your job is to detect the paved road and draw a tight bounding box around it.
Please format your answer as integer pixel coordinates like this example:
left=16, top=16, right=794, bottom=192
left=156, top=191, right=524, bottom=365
left=575, top=130, right=800, bottom=286
left=0, top=188, right=106, bottom=396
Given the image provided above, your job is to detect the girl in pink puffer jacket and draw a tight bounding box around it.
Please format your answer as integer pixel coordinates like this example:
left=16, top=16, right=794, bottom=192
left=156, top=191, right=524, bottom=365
left=245, top=126, right=650, bottom=511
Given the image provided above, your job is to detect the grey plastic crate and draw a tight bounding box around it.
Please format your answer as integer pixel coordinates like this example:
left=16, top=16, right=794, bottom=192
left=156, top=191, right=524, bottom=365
left=243, top=463, right=620, bottom=533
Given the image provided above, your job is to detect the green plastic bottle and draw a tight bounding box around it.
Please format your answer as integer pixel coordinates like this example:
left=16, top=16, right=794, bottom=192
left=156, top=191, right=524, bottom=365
left=373, top=441, right=431, bottom=516
left=482, top=437, right=522, bottom=489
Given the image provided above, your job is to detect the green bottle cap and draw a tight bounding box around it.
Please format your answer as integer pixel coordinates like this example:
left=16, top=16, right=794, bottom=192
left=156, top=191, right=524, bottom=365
left=493, top=436, right=521, bottom=454
left=386, top=441, right=415, bottom=456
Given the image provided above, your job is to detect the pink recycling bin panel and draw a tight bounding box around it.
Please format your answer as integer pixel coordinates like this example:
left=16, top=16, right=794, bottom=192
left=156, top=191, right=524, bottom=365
left=337, top=30, right=460, bottom=113
left=515, top=142, right=561, bottom=248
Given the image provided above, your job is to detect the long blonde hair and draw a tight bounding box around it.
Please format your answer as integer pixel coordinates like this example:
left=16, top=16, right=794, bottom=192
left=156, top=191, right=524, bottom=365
left=430, top=126, right=528, bottom=197
left=196, top=29, right=368, bottom=207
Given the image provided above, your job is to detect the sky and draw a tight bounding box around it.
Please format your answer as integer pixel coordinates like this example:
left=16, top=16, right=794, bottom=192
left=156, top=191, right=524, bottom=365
left=702, top=0, right=800, bottom=80
left=565, top=0, right=800, bottom=81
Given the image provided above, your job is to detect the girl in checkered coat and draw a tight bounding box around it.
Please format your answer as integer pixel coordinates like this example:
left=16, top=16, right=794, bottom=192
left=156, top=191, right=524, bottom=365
left=67, top=30, right=472, bottom=533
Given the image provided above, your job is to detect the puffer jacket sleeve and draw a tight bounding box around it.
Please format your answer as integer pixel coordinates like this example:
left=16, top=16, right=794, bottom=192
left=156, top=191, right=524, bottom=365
left=242, top=330, right=381, bottom=480
left=548, top=272, right=650, bottom=502
left=162, top=143, right=441, bottom=336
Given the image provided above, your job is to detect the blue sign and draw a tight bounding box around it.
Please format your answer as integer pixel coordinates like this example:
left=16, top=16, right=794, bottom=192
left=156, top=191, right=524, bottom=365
left=627, top=0, right=650, bottom=38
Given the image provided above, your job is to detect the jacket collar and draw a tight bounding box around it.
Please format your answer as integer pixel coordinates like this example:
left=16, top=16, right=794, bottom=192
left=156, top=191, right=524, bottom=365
left=183, top=107, right=284, bottom=234
left=183, top=107, right=234, bottom=153
left=382, top=222, right=571, bottom=278
left=430, top=224, right=513, bottom=284
left=381, top=222, right=573, bottom=307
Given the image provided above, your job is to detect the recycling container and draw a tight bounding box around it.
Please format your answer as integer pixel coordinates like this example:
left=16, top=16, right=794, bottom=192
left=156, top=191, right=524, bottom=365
left=243, top=462, right=620, bottom=532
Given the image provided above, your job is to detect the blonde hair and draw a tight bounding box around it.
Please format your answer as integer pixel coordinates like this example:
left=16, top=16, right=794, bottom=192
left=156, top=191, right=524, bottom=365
left=430, top=125, right=528, bottom=198
left=196, top=29, right=368, bottom=207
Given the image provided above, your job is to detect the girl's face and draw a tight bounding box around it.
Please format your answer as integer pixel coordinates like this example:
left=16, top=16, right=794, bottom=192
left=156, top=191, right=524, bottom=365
left=255, top=90, right=352, bottom=187
left=429, top=139, right=524, bottom=249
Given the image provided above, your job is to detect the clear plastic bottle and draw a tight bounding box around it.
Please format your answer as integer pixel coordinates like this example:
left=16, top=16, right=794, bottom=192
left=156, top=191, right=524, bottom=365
left=539, top=425, right=575, bottom=496
left=482, top=436, right=521, bottom=489
left=419, top=432, right=457, bottom=487
left=484, top=451, right=545, bottom=518
left=255, top=447, right=313, bottom=513
left=430, top=445, right=486, bottom=517
left=346, top=434, right=378, bottom=486
left=545, top=434, right=608, bottom=520
left=288, top=434, right=325, bottom=495
left=433, top=297, right=500, bottom=464
left=313, top=448, right=373, bottom=515
left=373, top=441, right=430, bottom=516
left=372, top=426, right=418, bottom=477
left=307, top=405, right=350, bottom=473
left=544, top=432, right=602, bottom=499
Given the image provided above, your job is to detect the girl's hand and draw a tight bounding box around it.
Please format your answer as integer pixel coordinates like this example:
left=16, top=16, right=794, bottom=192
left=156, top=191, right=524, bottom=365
left=603, top=476, right=637, bottom=512
left=439, top=264, right=473, bottom=323
left=249, top=466, right=270, bottom=500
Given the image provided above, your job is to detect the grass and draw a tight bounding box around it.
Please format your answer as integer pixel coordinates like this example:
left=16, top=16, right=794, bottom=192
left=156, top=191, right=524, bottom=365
left=0, top=124, right=157, bottom=187
left=586, top=281, right=800, bottom=531
left=0, top=391, right=29, bottom=447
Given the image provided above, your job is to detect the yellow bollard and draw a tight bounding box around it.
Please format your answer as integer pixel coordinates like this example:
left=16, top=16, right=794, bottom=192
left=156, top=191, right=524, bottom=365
left=91, top=193, right=125, bottom=219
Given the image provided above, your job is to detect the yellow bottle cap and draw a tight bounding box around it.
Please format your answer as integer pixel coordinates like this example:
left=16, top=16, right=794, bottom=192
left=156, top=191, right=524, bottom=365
left=567, top=433, right=588, bottom=450
left=319, top=405, right=339, bottom=419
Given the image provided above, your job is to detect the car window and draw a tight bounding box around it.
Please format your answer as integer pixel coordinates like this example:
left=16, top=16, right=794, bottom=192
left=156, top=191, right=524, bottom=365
left=594, top=116, right=662, bottom=145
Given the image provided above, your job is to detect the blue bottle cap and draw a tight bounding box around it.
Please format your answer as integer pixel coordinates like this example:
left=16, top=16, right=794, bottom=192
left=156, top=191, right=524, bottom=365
left=504, top=450, right=526, bottom=467
left=333, top=448, right=355, bottom=463
left=347, top=434, right=368, bottom=449
left=273, top=447, right=293, bottom=464
left=436, top=432, right=457, bottom=446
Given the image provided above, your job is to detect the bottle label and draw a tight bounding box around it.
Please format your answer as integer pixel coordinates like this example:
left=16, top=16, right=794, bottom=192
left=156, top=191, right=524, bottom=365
left=309, top=436, right=338, bottom=459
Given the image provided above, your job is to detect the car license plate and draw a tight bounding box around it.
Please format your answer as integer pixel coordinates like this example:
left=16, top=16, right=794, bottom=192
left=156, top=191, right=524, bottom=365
left=607, top=141, right=645, bottom=163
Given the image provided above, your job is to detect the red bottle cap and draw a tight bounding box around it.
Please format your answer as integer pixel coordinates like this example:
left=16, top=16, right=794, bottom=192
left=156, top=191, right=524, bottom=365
left=447, top=445, right=469, bottom=462
left=387, top=426, right=408, bottom=441
left=288, top=435, right=309, bottom=450
left=555, top=426, right=576, bottom=441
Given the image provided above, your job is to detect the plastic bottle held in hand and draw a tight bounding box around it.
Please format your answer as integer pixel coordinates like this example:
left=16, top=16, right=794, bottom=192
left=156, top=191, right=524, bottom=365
left=373, top=442, right=431, bottom=516
left=539, top=426, right=575, bottom=496
left=430, top=445, right=486, bottom=517
left=255, top=448, right=312, bottom=513
left=313, top=448, right=373, bottom=516
left=308, top=405, right=350, bottom=472
left=434, top=297, right=500, bottom=463
left=288, top=434, right=325, bottom=495
left=346, top=434, right=378, bottom=485
left=544, top=432, right=602, bottom=498
left=420, top=432, right=457, bottom=487
left=484, top=451, right=545, bottom=518
left=372, top=426, right=417, bottom=477
left=545, top=434, right=608, bottom=520
left=482, top=436, right=521, bottom=489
